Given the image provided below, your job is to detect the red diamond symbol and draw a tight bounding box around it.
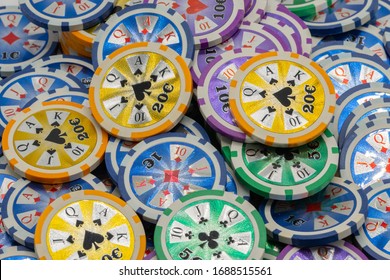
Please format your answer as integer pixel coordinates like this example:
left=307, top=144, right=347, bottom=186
left=381, top=221, right=388, bottom=229
left=2, top=32, right=20, bottom=45
left=331, top=205, right=338, bottom=210
left=306, top=202, right=322, bottom=212
left=162, top=189, right=171, bottom=196
left=386, top=206, right=390, bottom=212
left=141, top=29, right=149, bottom=35
left=35, top=212, right=41, bottom=217
left=183, top=185, right=190, bottom=191
left=164, top=170, right=179, bottom=183
left=34, top=197, right=40, bottom=203
left=8, top=24, right=14, bottom=28
left=149, top=178, right=156, bottom=184
left=174, top=157, right=181, bottom=163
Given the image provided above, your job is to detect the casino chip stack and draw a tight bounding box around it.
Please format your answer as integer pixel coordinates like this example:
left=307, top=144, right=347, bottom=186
left=2, top=0, right=390, bottom=261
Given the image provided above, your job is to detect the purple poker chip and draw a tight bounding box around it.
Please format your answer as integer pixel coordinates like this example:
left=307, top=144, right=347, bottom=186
left=197, top=48, right=267, bottom=142
left=260, top=3, right=312, bottom=57
left=191, top=21, right=290, bottom=85
left=150, top=0, right=245, bottom=50
left=244, top=0, right=267, bottom=21
left=277, top=240, right=368, bottom=260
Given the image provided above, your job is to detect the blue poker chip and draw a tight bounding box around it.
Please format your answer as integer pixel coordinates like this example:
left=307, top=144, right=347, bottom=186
left=118, top=132, right=227, bottom=223
left=355, top=179, right=390, bottom=259
left=311, top=41, right=377, bottom=63
left=259, top=177, right=367, bottom=247
left=92, top=3, right=195, bottom=69
left=338, top=98, right=390, bottom=147
left=0, top=67, right=86, bottom=134
left=1, top=174, right=108, bottom=249
left=225, top=162, right=250, bottom=201
left=0, top=245, right=37, bottom=260
left=105, top=116, right=210, bottom=185
left=22, top=87, right=90, bottom=109
left=302, top=0, right=378, bottom=36
left=319, top=52, right=390, bottom=99
left=340, top=118, right=390, bottom=188
left=19, top=0, right=117, bottom=32
left=25, top=55, right=94, bottom=88
left=0, top=6, right=58, bottom=78
left=330, top=82, right=390, bottom=140
left=320, top=25, right=390, bottom=64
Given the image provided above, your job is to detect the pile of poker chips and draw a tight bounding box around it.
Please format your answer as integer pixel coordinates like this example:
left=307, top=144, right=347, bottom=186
left=0, top=0, right=389, bottom=261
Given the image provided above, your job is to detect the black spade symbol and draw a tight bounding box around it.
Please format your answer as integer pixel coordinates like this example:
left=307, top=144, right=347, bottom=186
left=132, top=81, right=152, bottom=101
left=273, top=87, right=295, bottom=107
left=45, top=128, right=67, bottom=144
left=83, top=230, right=104, bottom=251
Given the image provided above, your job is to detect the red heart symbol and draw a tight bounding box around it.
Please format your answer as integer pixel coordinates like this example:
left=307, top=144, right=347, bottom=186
left=172, top=2, right=180, bottom=9
left=187, top=0, right=208, bottom=14
left=196, top=15, right=205, bottom=21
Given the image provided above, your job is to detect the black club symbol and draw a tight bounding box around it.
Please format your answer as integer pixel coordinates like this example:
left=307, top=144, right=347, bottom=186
left=199, top=217, right=208, bottom=225
left=293, top=161, right=301, bottom=169
left=198, top=231, right=219, bottom=249
left=213, top=251, right=222, bottom=259
left=272, top=162, right=281, bottom=170
left=226, top=237, right=235, bottom=245
left=219, top=220, right=228, bottom=228
left=185, top=231, right=194, bottom=239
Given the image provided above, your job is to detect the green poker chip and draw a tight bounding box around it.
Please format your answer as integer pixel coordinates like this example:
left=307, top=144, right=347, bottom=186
left=230, top=129, right=339, bottom=200
left=216, top=133, right=233, bottom=167
left=263, top=240, right=285, bottom=260
left=154, top=190, right=267, bottom=260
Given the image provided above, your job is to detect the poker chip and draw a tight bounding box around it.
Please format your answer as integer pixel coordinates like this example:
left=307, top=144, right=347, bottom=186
left=118, top=133, right=226, bottom=223
left=191, top=21, right=289, bottom=85
left=225, top=163, right=250, bottom=201
left=0, top=68, right=86, bottom=134
left=320, top=25, right=390, bottom=64
left=310, top=41, right=377, bottom=63
left=231, top=129, right=339, bottom=200
left=150, top=0, right=245, bottom=50
left=277, top=240, right=368, bottom=260
left=92, top=3, right=195, bottom=69
left=0, top=156, right=21, bottom=179
left=302, top=0, right=378, bottom=36
left=338, top=98, right=390, bottom=147
left=272, top=0, right=336, bottom=18
left=0, top=215, right=16, bottom=250
left=260, top=2, right=312, bottom=57
left=198, top=48, right=264, bottom=142
left=229, top=52, right=336, bottom=148
left=2, top=101, right=108, bottom=183
left=0, top=171, right=18, bottom=205
left=355, top=179, right=390, bottom=259
left=320, top=52, right=390, bottom=98
left=89, top=42, right=192, bottom=142
left=0, top=245, right=37, bottom=260
left=19, top=0, right=117, bottom=31
left=259, top=177, right=367, bottom=247
left=154, top=190, right=267, bottom=260
left=0, top=6, right=59, bottom=78
left=23, top=88, right=90, bottom=109
left=1, top=174, right=109, bottom=248
left=330, top=83, right=390, bottom=140
left=244, top=0, right=267, bottom=22
left=26, top=55, right=94, bottom=88
left=339, top=118, right=390, bottom=189
left=34, top=190, right=146, bottom=260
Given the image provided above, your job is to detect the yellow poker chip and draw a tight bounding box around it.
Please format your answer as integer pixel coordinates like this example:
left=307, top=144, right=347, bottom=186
left=89, top=42, right=193, bottom=141
left=2, top=101, right=108, bottom=184
left=34, top=190, right=146, bottom=260
left=230, top=52, right=336, bottom=148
